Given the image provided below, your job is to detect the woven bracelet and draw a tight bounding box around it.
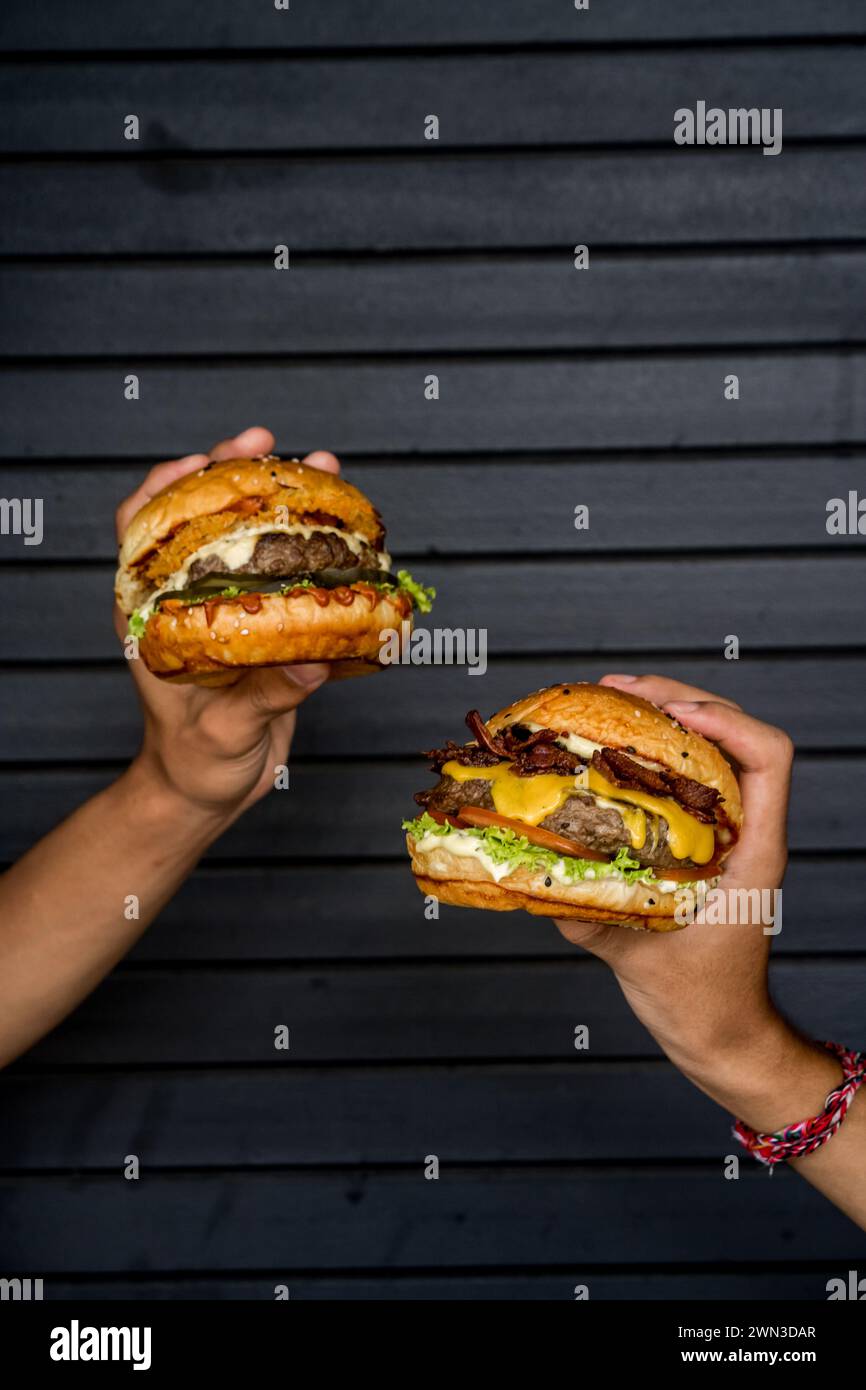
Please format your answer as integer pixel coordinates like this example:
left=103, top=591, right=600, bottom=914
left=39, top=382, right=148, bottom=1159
left=732, top=1041, right=866, bottom=1170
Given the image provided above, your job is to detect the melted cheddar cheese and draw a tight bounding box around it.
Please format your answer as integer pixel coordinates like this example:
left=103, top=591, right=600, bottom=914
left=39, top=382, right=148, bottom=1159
left=587, top=768, right=715, bottom=864
left=441, top=760, right=578, bottom=826
left=441, top=759, right=715, bottom=864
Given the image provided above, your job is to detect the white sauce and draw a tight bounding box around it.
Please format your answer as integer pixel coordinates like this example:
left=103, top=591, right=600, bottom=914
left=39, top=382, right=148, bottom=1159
left=415, top=829, right=513, bottom=883
left=525, top=723, right=602, bottom=760
left=417, top=828, right=662, bottom=890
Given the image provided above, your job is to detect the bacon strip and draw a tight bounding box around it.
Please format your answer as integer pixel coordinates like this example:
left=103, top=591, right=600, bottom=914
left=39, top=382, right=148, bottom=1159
left=591, top=748, right=721, bottom=824
left=465, top=709, right=506, bottom=759
left=424, top=712, right=583, bottom=777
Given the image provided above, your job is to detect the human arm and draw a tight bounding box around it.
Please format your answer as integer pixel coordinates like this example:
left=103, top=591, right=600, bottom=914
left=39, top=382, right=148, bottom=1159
left=556, top=672, right=866, bottom=1231
left=0, top=427, right=336, bottom=1067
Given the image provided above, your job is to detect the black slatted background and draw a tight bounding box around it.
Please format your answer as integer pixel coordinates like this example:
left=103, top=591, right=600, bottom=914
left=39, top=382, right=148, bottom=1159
left=1, top=1, right=865, bottom=1299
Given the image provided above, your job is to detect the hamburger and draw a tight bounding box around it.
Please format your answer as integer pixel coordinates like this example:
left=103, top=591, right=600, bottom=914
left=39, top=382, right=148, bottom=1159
left=403, top=683, right=743, bottom=932
left=115, top=455, right=434, bottom=684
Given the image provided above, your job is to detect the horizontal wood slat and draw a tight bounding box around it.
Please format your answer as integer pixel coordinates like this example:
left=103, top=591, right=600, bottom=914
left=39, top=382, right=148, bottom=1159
left=3, top=252, right=865, bottom=357
left=4, top=148, right=866, bottom=256
left=1, top=455, right=863, bottom=559
left=0, top=1166, right=852, bottom=1271
left=2, top=353, right=865, bottom=457
left=3, top=47, right=865, bottom=153
left=19, top=959, right=866, bottom=1066
left=2, top=1, right=864, bottom=52
left=0, top=1063, right=729, bottom=1167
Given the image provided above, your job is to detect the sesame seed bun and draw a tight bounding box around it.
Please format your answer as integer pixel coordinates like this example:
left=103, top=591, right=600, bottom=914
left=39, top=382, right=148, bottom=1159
left=406, top=683, right=741, bottom=932
left=115, top=456, right=411, bottom=684
left=138, top=584, right=411, bottom=685
left=118, top=456, right=384, bottom=580
left=489, top=682, right=742, bottom=833
left=409, top=847, right=701, bottom=932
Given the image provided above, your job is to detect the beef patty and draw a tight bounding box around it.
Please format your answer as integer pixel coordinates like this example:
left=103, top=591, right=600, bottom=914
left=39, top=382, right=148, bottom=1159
left=416, top=773, right=698, bottom=870
left=188, top=530, right=379, bottom=583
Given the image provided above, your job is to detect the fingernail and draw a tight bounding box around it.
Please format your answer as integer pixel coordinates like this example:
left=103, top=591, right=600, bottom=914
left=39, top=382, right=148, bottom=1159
left=665, top=700, right=699, bottom=713
left=605, top=673, right=637, bottom=683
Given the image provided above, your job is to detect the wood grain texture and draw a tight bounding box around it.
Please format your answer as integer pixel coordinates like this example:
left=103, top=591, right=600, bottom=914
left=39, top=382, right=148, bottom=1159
left=3, top=48, right=864, bottom=153
left=2, top=353, right=865, bottom=458
left=0, top=455, right=863, bottom=558
left=0, top=1063, right=730, bottom=1166
left=0, top=1167, right=855, bottom=1272
left=3, top=252, right=865, bottom=357
left=2, top=0, right=864, bottom=51
left=18, top=959, right=866, bottom=1067
left=4, top=148, right=866, bottom=256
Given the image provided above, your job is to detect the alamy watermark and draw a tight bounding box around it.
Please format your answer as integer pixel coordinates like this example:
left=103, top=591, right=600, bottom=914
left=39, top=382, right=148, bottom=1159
left=674, top=102, right=783, bottom=156
left=379, top=622, right=487, bottom=675
left=0, top=497, right=43, bottom=545
left=674, top=885, right=782, bottom=936
left=0, top=1276, right=43, bottom=1300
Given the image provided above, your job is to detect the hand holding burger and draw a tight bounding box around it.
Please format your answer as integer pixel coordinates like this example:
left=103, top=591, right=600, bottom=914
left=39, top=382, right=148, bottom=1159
left=405, top=680, right=742, bottom=932
left=114, top=428, right=378, bottom=818
left=550, top=676, right=866, bottom=1230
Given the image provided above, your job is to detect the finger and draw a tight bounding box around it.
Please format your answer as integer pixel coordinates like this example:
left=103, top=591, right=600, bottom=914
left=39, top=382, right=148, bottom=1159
left=115, top=453, right=210, bottom=543
left=227, top=663, right=330, bottom=725
left=301, top=449, right=341, bottom=475
left=663, top=699, right=793, bottom=882
left=600, top=673, right=741, bottom=711
left=209, top=426, right=275, bottom=462
left=553, top=915, right=641, bottom=968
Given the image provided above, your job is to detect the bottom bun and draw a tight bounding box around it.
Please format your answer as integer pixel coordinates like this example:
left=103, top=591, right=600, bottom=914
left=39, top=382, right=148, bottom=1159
left=139, top=585, right=411, bottom=684
left=408, top=836, right=716, bottom=932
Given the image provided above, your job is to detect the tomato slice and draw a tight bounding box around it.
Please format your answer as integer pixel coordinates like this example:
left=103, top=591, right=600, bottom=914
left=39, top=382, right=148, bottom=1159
left=655, top=861, right=721, bottom=882
left=427, top=809, right=469, bottom=829
left=457, top=806, right=609, bottom=861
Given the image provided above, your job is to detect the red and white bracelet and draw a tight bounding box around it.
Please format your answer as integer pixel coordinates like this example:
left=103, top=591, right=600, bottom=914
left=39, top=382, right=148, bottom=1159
left=732, top=1041, right=866, bottom=1169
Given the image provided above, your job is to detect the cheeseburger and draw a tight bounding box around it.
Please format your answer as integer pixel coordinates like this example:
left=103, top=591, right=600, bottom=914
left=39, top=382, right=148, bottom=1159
left=404, top=683, right=742, bottom=932
left=115, top=455, right=434, bottom=684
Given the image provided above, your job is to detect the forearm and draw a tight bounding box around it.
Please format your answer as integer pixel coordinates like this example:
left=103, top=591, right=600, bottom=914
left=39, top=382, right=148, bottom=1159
left=0, top=755, right=234, bottom=1067
left=671, top=1015, right=866, bottom=1230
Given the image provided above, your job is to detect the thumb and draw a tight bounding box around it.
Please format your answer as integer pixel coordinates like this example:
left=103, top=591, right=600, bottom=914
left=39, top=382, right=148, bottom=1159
left=228, top=662, right=330, bottom=725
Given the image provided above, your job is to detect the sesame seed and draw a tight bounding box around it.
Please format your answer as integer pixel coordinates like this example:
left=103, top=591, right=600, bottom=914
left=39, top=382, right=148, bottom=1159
left=241, top=628, right=250, bottom=635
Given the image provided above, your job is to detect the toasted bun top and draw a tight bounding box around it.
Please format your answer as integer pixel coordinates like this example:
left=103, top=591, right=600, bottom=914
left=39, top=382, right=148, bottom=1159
left=118, top=456, right=384, bottom=572
left=488, top=682, right=743, bottom=832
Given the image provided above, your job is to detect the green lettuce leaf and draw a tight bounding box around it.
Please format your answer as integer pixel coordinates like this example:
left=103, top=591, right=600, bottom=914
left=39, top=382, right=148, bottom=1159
left=402, top=811, right=655, bottom=885
left=396, top=569, right=436, bottom=614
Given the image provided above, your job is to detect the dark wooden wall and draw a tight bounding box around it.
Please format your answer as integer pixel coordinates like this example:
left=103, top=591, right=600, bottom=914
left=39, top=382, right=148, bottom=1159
left=1, top=2, right=865, bottom=1299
